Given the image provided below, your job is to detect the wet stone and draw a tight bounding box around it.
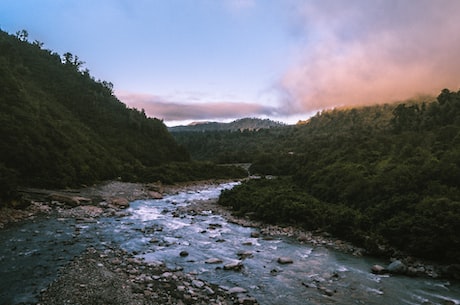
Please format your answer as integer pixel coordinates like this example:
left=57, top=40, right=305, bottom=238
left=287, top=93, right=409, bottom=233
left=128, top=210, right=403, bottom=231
left=371, top=264, right=387, bottom=274
left=277, top=256, right=294, bottom=264
left=224, top=261, right=244, bottom=271
left=228, top=286, right=248, bottom=294
left=205, top=258, right=223, bottom=264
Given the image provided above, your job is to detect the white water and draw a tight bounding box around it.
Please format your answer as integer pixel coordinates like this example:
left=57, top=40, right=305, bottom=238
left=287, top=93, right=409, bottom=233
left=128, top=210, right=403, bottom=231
left=1, top=182, right=459, bottom=305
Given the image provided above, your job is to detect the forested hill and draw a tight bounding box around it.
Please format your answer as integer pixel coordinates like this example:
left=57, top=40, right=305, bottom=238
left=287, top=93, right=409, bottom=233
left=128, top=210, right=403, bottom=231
left=173, top=90, right=460, bottom=262
left=216, top=90, right=460, bottom=262
left=169, top=118, right=285, bottom=132
left=0, top=30, right=190, bottom=198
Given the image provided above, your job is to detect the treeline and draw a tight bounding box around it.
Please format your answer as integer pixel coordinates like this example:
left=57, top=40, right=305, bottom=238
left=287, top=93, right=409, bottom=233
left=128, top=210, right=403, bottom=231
left=169, top=117, right=285, bottom=133
left=0, top=30, right=246, bottom=205
left=217, top=91, right=460, bottom=263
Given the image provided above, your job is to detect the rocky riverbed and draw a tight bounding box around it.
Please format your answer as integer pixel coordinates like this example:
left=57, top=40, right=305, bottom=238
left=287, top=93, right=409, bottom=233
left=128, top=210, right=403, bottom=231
left=174, top=198, right=458, bottom=280
left=1, top=180, right=460, bottom=305
left=39, top=246, right=256, bottom=305
left=0, top=180, right=229, bottom=229
left=2, top=180, right=257, bottom=305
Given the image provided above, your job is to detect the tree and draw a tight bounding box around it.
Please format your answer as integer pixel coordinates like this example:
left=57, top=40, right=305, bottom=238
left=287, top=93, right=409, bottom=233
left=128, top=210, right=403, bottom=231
left=62, top=52, right=85, bottom=71
left=15, top=29, right=28, bottom=42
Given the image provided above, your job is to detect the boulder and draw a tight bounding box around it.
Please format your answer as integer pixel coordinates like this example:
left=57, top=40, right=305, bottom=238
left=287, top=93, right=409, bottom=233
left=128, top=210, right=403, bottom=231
left=371, top=264, right=387, bottom=274
left=148, top=191, right=163, bottom=199
left=237, top=250, right=253, bottom=259
left=192, top=280, right=205, bottom=288
left=109, top=197, right=130, bottom=209
left=227, top=286, right=247, bottom=294
left=250, top=231, right=260, bottom=238
left=387, top=260, right=407, bottom=275
left=277, top=257, right=294, bottom=264
left=205, top=258, right=223, bottom=264
left=223, top=261, right=244, bottom=271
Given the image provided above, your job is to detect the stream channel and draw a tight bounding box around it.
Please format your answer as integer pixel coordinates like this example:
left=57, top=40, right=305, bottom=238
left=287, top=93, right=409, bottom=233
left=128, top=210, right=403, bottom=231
left=1, top=182, right=460, bottom=305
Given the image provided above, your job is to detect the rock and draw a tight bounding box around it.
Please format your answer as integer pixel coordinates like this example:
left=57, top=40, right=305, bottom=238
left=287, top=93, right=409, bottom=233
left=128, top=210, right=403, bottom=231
left=228, top=286, right=248, bottom=294
left=148, top=191, right=163, bottom=199
left=49, top=194, right=91, bottom=207
left=407, top=266, right=426, bottom=277
left=318, top=286, right=335, bottom=296
left=192, top=280, right=205, bottom=288
left=302, top=281, right=317, bottom=289
left=208, top=223, right=222, bottom=230
left=79, top=206, right=104, bottom=217
left=223, top=261, right=244, bottom=271
left=205, top=258, right=223, bottom=264
left=109, top=197, right=130, bottom=209
left=238, top=295, right=258, bottom=305
left=237, top=250, right=253, bottom=259
left=277, top=257, right=294, bottom=264
left=371, top=264, right=387, bottom=274
left=250, top=231, right=260, bottom=238
left=387, top=260, right=407, bottom=275
left=297, top=234, right=311, bottom=243
left=179, top=250, right=189, bottom=257
left=149, top=238, right=160, bottom=244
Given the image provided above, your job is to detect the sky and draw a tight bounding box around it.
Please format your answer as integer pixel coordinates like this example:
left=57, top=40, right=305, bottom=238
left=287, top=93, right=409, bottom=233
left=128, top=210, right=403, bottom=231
left=1, top=0, right=460, bottom=126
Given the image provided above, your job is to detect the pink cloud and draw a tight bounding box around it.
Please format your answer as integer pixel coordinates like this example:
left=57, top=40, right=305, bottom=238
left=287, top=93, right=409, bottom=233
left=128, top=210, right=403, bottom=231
left=279, top=0, right=460, bottom=113
left=117, top=92, right=277, bottom=121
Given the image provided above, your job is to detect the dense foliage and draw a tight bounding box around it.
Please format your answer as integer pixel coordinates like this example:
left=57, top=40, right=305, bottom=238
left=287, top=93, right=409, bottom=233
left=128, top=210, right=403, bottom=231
left=169, top=118, right=285, bottom=132
left=217, top=91, right=460, bottom=262
left=0, top=30, right=246, bottom=205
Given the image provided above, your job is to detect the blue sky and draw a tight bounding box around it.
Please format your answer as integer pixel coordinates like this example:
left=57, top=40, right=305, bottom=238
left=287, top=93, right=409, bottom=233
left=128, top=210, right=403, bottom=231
left=2, top=0, right=460, bottom=125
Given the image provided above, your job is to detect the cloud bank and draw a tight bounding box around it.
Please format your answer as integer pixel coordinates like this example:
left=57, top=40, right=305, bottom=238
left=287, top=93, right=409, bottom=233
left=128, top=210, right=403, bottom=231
left=117, top=1, right=460, bottom=124
left=279, top=0, right=460, bottom=113
left=118, top=92, right=278, bottom=122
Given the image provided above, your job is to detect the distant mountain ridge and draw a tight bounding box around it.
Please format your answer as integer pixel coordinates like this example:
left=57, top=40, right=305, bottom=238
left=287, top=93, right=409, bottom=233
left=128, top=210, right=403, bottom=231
left=169, top=118, right=285, bottom=132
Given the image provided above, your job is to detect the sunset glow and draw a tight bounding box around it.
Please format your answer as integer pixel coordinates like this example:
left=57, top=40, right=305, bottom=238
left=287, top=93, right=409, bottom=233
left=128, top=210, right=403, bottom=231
left=1, top=0, right=460, bottom=125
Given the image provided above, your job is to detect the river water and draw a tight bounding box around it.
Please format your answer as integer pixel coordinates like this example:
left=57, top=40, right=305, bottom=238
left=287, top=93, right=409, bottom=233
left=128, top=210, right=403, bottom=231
left=1, top=182, right=459, bottom=305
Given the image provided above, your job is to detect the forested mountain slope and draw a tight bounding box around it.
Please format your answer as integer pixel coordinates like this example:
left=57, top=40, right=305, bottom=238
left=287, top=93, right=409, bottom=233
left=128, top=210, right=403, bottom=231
left=0, top=30, right=193, bottom=201
left=169, top=118, right=284, bottom=132
left=217, top=90, right=460, bottom=262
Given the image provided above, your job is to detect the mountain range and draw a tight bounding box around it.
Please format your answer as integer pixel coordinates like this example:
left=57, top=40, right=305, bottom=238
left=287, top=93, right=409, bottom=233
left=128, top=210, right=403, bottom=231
left=168, top=118, right=285, bottom=132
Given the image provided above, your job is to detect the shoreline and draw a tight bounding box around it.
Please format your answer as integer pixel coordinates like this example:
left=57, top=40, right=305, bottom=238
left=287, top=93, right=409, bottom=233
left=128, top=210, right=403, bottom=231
left=2, top=179, right=257, bottom=305
left=1, top=179, right=459, bottom=287
left=0, top=179, right=235, bottom=229
left=175, top=197, right=456, bottom=280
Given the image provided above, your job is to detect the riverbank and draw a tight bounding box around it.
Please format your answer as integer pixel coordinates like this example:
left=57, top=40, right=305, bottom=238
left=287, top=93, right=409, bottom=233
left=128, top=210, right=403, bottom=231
left=2, top=180, right=258, bottom=305
left=1, top=179, right=459, bottom=305
left=3, top=179, right=459, bottom=281
left=39, top=246, right=257, bottom=305
left=177, top=197, right=460, bottom=281
left=0, top=179, right=233, bottom=229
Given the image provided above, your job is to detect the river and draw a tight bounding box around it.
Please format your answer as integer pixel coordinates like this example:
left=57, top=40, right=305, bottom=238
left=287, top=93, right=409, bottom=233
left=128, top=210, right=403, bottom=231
left=1, top=182, right=459, bottom=304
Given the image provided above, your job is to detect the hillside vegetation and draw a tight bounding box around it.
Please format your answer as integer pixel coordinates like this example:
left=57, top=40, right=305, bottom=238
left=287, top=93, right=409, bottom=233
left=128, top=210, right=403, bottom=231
left=169, top=118, right=284, bottom=133
left=0, top=30, right=246, bottom=205
left=198, top=91, right=459, bottom=263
